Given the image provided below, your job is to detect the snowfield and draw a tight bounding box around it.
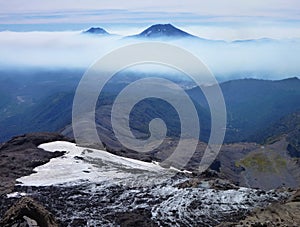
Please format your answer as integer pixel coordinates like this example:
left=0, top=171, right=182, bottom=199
left=17, top=141, right=171, bottom=187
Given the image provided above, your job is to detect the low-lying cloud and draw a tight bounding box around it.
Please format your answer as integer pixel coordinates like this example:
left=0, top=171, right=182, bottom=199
left=0, top=31, right=300, bottom=80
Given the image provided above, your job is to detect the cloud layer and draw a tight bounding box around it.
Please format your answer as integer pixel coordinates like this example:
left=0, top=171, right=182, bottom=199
left=0, top=31, right=300, bottom=80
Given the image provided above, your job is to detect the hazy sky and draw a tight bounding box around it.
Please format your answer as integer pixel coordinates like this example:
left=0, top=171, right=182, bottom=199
left=1, top=0, right=300, bottom=40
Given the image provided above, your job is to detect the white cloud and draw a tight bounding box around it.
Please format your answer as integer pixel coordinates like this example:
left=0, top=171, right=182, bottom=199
left=0, top=31, right=300, bottom=80
left=0, top=31, right=122, bottom=68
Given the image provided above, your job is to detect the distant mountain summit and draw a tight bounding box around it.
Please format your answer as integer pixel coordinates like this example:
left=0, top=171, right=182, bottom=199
left=128, top=24, right=195, bottom=39
left=83, top=27, right=109, bottom=35
left=233, top=37, right=276, bottom=44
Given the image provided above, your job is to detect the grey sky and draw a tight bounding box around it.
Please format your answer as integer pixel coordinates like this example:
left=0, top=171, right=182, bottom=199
left=1, top=0, right=300, bottom=18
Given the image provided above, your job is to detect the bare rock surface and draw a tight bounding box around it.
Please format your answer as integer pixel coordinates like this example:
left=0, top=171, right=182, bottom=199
left=0, top=196, right=58, bottom=227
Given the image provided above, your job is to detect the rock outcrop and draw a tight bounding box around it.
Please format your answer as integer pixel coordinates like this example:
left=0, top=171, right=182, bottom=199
left=0, top=197, right=58, bottom=227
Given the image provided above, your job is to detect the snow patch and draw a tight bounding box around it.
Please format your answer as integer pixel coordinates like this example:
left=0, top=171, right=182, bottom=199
left=6, top=192, right=27, bottom=198
left=17, top=141, right=172, bottom=187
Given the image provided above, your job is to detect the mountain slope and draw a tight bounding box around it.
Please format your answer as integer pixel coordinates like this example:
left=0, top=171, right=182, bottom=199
left=83, top=27, right=110, bottom=35
left=206, top=110, right=300, bottom=190
left=0, top=70, right=299, bottom=147
left=0, top=137, right=292, bottom=226
left=0, top=69, right=81, bottom=142
left=188, top=77, right=300, bottom=142
left=251, top=111, right=300, bottom=155
left=251, top=111, right=300, bottom=140
left=127, top=24, right=196, bottom=39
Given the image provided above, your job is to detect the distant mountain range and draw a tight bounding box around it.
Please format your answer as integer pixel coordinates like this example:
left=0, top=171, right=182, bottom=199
left=188, top=77, right=300, bottom=142
left=1, top=67, right=299, bottom=145
left=83, top=23, right=197, bottom=39
left=81, top=24, right=280, bottom=43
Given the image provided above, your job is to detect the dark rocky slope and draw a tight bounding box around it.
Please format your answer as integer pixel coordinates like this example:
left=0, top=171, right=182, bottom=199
left=0, top=172, right=292, bottom=227
left=0, top=132, right=299, bottom=226
left=0, top=132, right=73, bottom=195
left=220, top=189, right=300, bottom=226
